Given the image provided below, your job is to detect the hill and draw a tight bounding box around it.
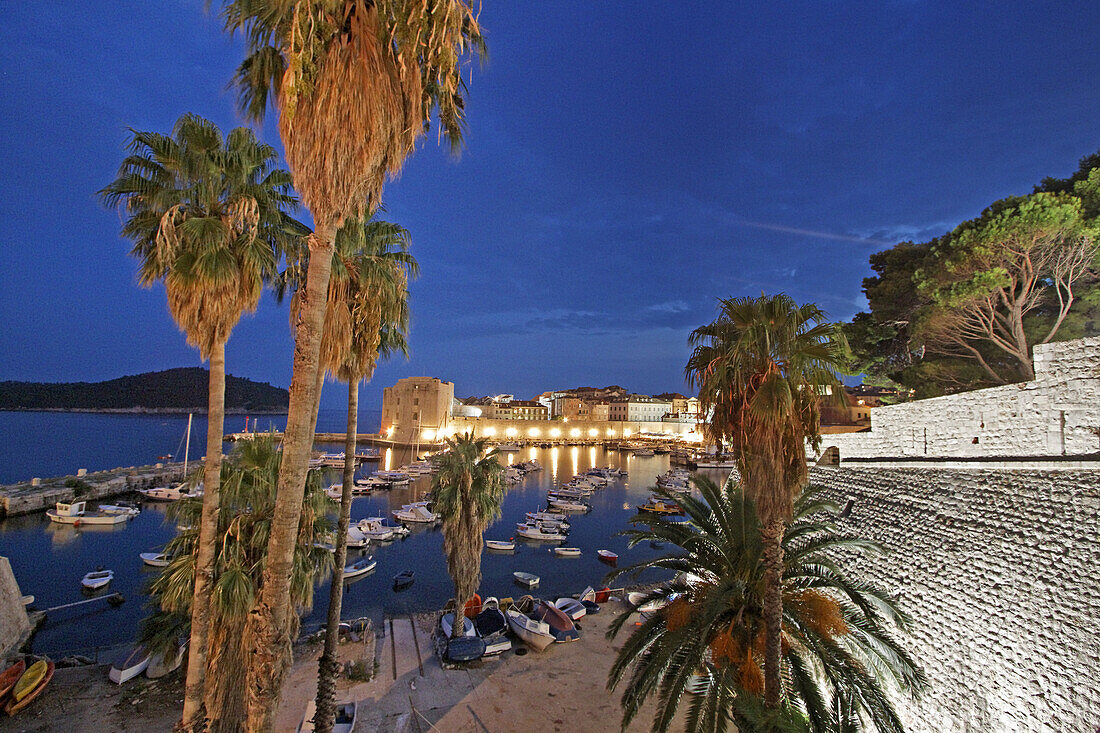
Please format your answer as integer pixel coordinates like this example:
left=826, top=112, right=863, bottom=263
left=0, top=368, right=289, bottom=413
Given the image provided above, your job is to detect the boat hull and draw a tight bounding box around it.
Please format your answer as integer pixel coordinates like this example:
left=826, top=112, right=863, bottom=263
left=504, top=609, right=555, bottom=651
left=4, top=661, right=53, bottom=715
left=109, top=646, right=151, bottom=684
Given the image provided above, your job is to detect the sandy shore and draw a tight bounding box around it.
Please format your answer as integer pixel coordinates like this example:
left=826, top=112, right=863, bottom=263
left=0, top=595, right=680, bottom=733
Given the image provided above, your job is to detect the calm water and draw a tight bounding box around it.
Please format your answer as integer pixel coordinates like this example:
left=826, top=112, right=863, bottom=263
left=0, top=412, right=729, bottom=657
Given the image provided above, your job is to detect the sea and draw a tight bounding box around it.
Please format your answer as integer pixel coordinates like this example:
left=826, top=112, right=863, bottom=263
left=0, top=410, right=726, bottom=658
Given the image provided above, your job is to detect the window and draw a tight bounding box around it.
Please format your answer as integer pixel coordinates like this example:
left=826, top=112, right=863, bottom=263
left=412, top=412, right=419, bottom=421
left=413, top=398, right=419, bottom=406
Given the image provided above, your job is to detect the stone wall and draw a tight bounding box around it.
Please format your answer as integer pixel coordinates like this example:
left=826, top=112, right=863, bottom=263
left=819, top=337, right=1100, bottom=461
left=0, top=557, right=30, bottom=659
left=808, top=465, right=1100, bottom=732
left=0, top=462, right=188, bottom=517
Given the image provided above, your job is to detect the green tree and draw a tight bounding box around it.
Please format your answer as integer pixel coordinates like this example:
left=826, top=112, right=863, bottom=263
left=220, top=3, right=486, bottom=726
left=142, top=435, right=333, bottom=732
left=310, top=216, right=417, bottom=733
left=431, top=433, right=506, bottom=637
left=914, top=193, right=1098, bottom=382
left=606, top=477, right=924, bottom=732
left=99, top=113, right=299, bottom=731
left=685, top=294, right=846, bottom=709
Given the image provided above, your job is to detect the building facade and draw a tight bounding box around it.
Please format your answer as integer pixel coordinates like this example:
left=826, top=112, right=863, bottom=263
left=380, top=377, right=454, bottom=445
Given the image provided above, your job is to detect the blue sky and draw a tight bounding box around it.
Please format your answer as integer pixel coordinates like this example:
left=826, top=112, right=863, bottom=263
left=2, top=2, right=1098, bottom=410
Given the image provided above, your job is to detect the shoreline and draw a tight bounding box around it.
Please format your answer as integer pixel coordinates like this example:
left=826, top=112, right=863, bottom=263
left=0, top=407, right=288, bottom=415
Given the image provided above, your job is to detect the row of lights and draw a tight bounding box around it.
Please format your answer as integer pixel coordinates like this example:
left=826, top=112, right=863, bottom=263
left=404, top=426, right=638, bottom=441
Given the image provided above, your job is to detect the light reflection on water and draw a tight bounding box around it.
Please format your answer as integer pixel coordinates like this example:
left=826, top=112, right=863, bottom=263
left=2, top=440, right=731, bottom=657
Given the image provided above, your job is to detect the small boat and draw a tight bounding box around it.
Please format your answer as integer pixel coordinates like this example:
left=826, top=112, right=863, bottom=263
left=516, top=525, right=566, bottom=542
left=513, top=571, right=540, bottom=587
left=554, top=597, right=587, bottom=620
left=546, top=497, right=589, bottom=512
left=464, top=594, right=482, bottom=619
left=494, top=443, right=522, bottom=452
left=633, top=448, right=655, bottom=456
left=139, top=552, right=170, bottom=568
left=392, top=504, right=439, bottom=523
left=637, top=500, right=683, bottom=515
left=354, top=517, right=394, bottom=541
left=48, top=501, right=129, bottom=526
left=108, top=645, right=152, bottom=684
left=0, top=659, right=26, bottom=700
left=20, top=595, right=33, bottom=607
left=298, top=699, right=358, bottom=733
left=595, top=586, right=612, bottom=603
left=504, top=606, right=556, bottom=652
left=597, top=550, right=618, bottom=565
left=4, top=659, right=53, bottom=715
left=525, top=511, right=568, bottom=523
left=581, top=599, right=601, bottom=615
left=553, top=547, right=582, bottom=557
left=393, top=570, right=415, bottom=590
left=81, top=569, right=114, bottom=590
left=145, top=640, right=187, bottom=679
left=579, top=586, right=597, bottom=603
left=513, top=595, right=579, bottom=643
left=627, top=591, right=669, bottom=614
left=474, top=599, right=511, bottom=656
left=342, top=556, right=376, bottom=581
left=445, top=635, right=487, bottom=662
left=98, top=503, right=140, bottom=517
left=485, top=539, right=516, bottom=552
left=440, top=612, right=475, bottom=638
left=344, top=526, right=371, bottom=548
left=138, top=485, right=191, bottom=502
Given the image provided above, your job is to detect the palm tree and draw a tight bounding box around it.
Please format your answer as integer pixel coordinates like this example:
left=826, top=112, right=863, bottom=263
left=431, top=433, right=506, bottom=637
left=685, top=294, right=846, bottom=708
left=220, top=5, right=485, bottom=724
left=142, top=435, right=334, bottom=732
left=606, top=476, right=924, bottom=733
left=310, top=216, right=417, bottom=733
left=99, top=113, right=299, bottom=731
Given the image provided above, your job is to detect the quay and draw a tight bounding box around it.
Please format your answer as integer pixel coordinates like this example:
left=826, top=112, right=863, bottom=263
left=0, top=461, right=188, bottom=518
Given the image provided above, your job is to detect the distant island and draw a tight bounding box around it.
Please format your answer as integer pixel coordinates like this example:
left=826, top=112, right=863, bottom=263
left=0, top=367, right=289, bottom=414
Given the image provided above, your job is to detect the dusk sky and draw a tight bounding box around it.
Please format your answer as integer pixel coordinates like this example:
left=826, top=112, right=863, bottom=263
left=2, top=2, right=1099, bottom=411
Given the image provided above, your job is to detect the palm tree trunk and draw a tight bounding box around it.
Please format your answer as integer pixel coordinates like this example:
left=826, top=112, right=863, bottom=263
left=761, top=517, right=785, bottom=708
left=245, top=227, right=336, bottom=732
left=180, top=338, right=227, bottom=732
left=313, top=379, right=359, bottom=733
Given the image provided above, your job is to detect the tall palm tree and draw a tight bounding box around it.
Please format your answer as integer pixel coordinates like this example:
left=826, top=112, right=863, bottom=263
left=310, top=216, right=417, bottom=733
left=431, top=433, right=506, bottom=637
left=220, top=5, right=485, bottom=724
left=98, top=113, right=299, bottom=731
left=142, top=435, right=334, bottom=732
left=606, top=476, right=924, bottom=733
left=685, top=294, right=846, bottom=708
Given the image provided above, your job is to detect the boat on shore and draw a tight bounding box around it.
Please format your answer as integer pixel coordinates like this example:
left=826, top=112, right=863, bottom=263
left=298, top=699, right=357, bottom=733
left=108, top=645, right=151, bottom=684
left=0, top=659, right=26, bottom=700
left=554, top=597, right=587, bottom=620
left=504, top=605, right=555, bottom=651
left=513, top=595, right=579, bottom=643
left=474, top=598, right=511, bottom=656
left=145, top=641, right=187, bottom=679
left=4, top=659, right=53, bottom=715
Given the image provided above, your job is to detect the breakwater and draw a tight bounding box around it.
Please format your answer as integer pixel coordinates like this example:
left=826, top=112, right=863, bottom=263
left=0, top=461, right=189, bottom=518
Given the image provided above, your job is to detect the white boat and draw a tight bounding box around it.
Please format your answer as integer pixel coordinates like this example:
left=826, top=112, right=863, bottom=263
left=546, top=497, right=589, bottom=512
left=298, top=699, right=357, bottom=733
left=392, top=504, right=438, bottom=523
left=485, top=539, right=516, bottom=552
left=494, top=443, right=522, bottom=452
left=553, top=547, right=582, bottom=557
left=98, top=503, right=140, bottom=517
left=345, top=527, right=371, bottom=548
left=513, top=571, right=540, bottom=587
left=81, top=569, right=114, bottom=590
left=627, top=591, right=668, bottom=614
left=145, top=640, right=187, bottom=679
left=342, top=555, right=376, bottom=580
left=597, top=549, right=618, bottom=564
left=323, top=484, right=345, bottom=501
left=355, top=517, right=395, bottom=541
left=108, top=645, right=152, bottom=684
left=554, top=597, right=587, bottom=620
left=139, top=552, right=170, bottom=568
left=579, top=586, right=597, bottom=603
left=633, top=448, right=655, bottom=456
left=48, top=501, right=129, bottom=526
left=513, top=595, right=579, bottom=643
left=516, top=525, right=566, bottom=542
left=375, top=470, right=412, bottom=485
left=440, top=612, right=476, bottom=638
left=525, top=511, right=568, bottom=523
left=138, top=485, right=192, bottom=502
left=504, top=607, right=556, bottom=652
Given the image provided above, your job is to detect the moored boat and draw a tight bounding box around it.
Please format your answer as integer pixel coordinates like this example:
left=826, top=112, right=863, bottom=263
left=81, top=569, right=114, bottom=590
left=513, top=571, right=540, bottom=587
left=552, top=547, right=582, bottom=557
left=485, top=539, right=515, bottom=552
left=392, top=504, right=438, bottom=523
left=343, top=556, right=376, bottom=581
left=139, top=552, right=170, bottom=568
left=393, top=570, right=415, bottom=590
left=48, top=501, right=129, bottom=526
left=597, top=549, right=618, bottom=565
left=108, top=645, right=151, bottom=684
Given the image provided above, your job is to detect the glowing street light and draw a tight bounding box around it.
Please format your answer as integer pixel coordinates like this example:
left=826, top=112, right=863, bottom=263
left=528, top=427, right=541, bottom=437
left=569, top=428, right=581, bottom=438
left=506, top=427, right=518, bottom=437
left=483, top=427, right=496, bottom=437
left=588, top=428, right=598, bottom=437
left=550, top=428, right=561, bottom=438
left=422, top=429, right=436, bottom=441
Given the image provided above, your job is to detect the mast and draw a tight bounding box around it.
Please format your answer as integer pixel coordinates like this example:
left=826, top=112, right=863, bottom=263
left=183, top=412, right=192, bottom=476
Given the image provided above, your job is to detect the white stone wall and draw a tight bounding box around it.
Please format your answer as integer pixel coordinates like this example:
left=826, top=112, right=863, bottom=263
left=809, top=466, right=1100, bottom=733
left=0, top=557, right=30, bottom=658
left=819, top=337, right=1100, bottom=461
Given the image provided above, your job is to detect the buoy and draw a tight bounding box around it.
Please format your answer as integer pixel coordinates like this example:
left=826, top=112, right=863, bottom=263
left=73, top=520, right=81, bottom=527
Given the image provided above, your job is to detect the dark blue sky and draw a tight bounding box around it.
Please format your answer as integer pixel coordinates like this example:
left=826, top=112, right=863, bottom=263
left=2, top=2, right=1098, bottom=410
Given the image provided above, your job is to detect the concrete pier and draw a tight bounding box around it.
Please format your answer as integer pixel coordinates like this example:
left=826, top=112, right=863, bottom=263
left=0, top=461, right=190, bottom=518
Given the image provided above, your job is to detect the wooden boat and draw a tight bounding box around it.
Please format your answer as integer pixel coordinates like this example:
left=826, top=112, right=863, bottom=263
left=504, top=606, right=555, bottom=652
left=81, top=569, right=114, bottom=590
left=109, top=645, right=152, bottom=684
left=597, top=550, right=618, bottom=565
left=637, top=500, right=683, bottom=515
left=513, top=571, right=540, bottom=588
left=392, top=570, right=415, bottom=590
left=440, top=612, right=475, bottom=638
left=48, top=501, right=129, bottom=526
left=553, top=547, right=582, bottom=557
left=0, top=659, right=25, bottom=700
left=513, top=595, right=579, bottom=643
left=342, top=556, right=376, bottom=581
left=139, top=552, right=170, bottom=568
left=145, top=641, right=187, bottom=679
left=298, top=699, right=357, bottom=733
left=4, top=660, right=53, bottom=715
left=553, top=597, right=587, bottom=620
left=485, top=539, right=516, bottom=552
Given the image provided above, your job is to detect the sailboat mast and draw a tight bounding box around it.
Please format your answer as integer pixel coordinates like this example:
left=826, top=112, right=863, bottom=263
left=183, top=412, right=192, bottom=475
